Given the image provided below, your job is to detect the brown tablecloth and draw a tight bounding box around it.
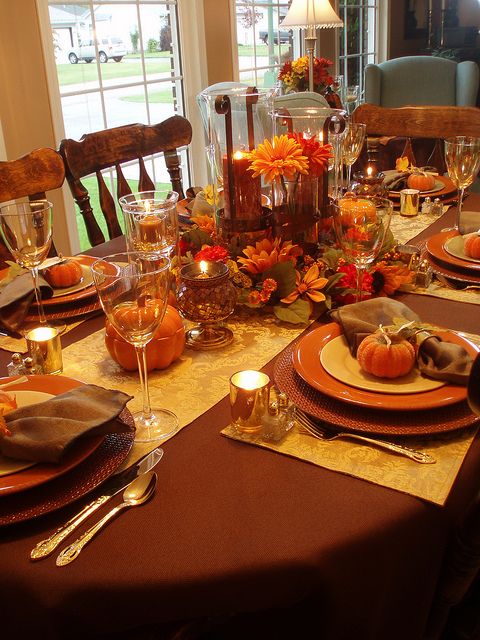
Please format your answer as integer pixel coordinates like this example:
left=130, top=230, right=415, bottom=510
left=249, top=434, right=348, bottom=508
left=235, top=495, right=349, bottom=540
left=1, top=208, right=480, bottom=640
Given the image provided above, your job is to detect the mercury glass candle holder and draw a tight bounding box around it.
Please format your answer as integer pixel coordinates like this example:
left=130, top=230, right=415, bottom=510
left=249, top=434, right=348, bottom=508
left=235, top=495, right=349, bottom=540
left=176, top=261, right=237, bottom=350
left=351, top=169, right=388, bottom=198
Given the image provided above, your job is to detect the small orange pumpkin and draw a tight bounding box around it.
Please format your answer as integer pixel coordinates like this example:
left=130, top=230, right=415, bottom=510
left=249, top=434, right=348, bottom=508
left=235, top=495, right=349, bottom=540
left=338, top=196, right=376, bottom=225
left=407, top=173, right=436, bottom=192
left=105, top=304, right=185, bottom=372
left=357, top=330, right=416, bottom=379
left=44, top=258, right=83, bottom=288
left=464, top=232, right=480, bottom=259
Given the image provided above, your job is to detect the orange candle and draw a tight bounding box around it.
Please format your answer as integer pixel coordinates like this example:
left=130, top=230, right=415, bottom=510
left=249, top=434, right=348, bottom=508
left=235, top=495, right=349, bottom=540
left=223, top=151, right=262, bottom=220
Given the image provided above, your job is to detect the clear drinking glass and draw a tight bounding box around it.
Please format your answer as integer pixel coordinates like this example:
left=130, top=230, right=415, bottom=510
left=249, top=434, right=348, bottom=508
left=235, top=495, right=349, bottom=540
left=91, top=252, right=177, bottom=442
left=342, top=122, right=367, bottom=189
left=444, top=136, right=480, bottom=231
left=119, top=190, right=179, bottom=259
left=332, top=196, right=393, bottom=301
left=0, top=200, right=53, bottom=325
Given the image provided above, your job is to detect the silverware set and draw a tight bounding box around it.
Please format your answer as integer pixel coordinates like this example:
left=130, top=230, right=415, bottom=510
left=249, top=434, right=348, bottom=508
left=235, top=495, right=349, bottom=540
left=294, top=408, right=436, bottom=465
left=31, top=447, right=162, bottom=565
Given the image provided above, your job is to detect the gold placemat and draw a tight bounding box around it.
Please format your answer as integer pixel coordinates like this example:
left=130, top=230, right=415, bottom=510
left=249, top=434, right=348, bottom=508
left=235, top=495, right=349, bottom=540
left=61, top=313, right=310, bottom=469
left=221, top=421, right=478, bottom=506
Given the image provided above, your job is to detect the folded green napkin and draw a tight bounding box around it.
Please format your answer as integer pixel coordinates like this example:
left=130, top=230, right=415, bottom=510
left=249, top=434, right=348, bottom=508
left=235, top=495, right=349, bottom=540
left=382, top=171, right=408, bottom=191
left=0, top=271, right=53, bottom=333
left=330, top=298, right=473, bottom=386
left=1, top=384, right=133, bottom=463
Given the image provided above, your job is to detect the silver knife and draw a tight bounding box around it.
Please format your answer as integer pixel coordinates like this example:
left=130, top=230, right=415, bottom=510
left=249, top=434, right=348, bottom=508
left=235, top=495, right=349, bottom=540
left=30, top=447, right=164, bottom=560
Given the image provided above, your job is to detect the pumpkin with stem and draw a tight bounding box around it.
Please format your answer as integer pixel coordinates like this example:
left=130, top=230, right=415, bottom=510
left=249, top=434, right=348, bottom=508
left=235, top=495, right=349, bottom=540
left=357, top=325, right=416, bottom=379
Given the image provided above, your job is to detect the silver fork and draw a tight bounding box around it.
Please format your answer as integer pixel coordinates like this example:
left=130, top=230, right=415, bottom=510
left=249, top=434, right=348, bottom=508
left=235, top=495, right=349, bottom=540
left=295, top=409, right=436, bottom=465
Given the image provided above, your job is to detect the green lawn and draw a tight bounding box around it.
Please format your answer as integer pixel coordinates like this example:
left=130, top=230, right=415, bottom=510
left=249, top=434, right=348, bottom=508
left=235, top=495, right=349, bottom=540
left=56, top=54, right=171, bottom=86
left=120, top=89, right=172, bottom=104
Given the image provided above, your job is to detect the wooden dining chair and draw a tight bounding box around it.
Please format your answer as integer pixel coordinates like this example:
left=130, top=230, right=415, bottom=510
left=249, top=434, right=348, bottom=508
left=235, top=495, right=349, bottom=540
left=0, top=147, right=65, bottom=268
left=351, top=104, right=480, bottom=173
left=59, top=115, right=193, bottom=247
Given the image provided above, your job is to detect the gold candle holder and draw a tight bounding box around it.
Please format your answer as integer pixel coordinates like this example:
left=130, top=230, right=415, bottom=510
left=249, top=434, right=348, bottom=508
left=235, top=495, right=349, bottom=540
left=176, top=261, right=237, bottom=350
left=25, top=325, right=63, bottom=374
left=229, top=370, right=270, bottom=434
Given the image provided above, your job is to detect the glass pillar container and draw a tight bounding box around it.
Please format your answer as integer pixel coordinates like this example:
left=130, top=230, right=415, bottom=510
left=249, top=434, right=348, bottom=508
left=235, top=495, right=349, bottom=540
left=199, top=86, right=274, bottom=257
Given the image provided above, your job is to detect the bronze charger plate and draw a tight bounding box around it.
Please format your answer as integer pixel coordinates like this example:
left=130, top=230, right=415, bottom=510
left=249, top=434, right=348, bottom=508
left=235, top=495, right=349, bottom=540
left=274, top=340, right=479, bottom=437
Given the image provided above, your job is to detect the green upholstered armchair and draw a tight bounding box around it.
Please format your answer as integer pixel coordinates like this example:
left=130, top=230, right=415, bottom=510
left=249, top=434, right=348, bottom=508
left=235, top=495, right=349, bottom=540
left=364, top=56, right=479, bottom=108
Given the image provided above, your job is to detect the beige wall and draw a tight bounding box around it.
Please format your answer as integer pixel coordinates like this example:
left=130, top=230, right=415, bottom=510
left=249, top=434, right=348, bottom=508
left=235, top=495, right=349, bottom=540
left=203, top=0, right=235, bottom=83
left=0, top=1, right=71, bottom=253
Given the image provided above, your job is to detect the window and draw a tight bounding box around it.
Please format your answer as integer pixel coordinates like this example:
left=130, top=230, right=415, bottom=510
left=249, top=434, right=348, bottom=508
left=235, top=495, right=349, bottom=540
left=41, top=0, right=192, bottom=250
left=337, top=0, right=381, bottom=98
left=235, top=0, right=296, bottom=89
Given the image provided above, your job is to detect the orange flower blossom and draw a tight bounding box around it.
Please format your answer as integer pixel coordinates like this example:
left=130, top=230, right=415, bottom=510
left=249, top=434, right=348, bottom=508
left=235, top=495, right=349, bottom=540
left=247, top=135, right=308, bottom=183
left=288, top=133, right=333, bottom=176
left=281, top=263, right=328, bottom=304
left=237, top=238, right=303, bottom=275
left=371, top=261, right=414, bottom=297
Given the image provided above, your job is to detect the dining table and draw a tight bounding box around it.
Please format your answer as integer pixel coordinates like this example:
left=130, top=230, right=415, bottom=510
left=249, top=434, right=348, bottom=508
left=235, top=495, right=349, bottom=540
left=1, top=196, right=480, bottom=640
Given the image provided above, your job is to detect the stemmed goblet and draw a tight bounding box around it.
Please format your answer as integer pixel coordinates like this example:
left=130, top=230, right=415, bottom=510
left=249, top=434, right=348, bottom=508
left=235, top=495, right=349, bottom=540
left=332, top=196, right=393, bottom=302
left=444, top=136, right=480, bottom=231
left=91, top=252, right=177, bottom=442
left=0, top=200, right=53, bottom=325
left=342, top=122, right=367, bottom=189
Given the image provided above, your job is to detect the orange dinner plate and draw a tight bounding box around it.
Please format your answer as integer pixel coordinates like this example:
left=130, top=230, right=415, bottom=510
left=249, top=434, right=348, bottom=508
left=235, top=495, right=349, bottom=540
left=0, top=375, right=103, bottom=496
left=293, top=323, right=477, bottom=411
left=426, top=230, right=480, bottom=273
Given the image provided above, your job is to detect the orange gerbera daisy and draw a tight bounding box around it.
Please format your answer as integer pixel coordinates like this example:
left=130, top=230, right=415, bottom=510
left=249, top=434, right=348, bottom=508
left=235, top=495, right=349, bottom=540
left=288, top=133, right=333, bottom=177
left=247, top=135, right=309, bottom=183
left=281, top=263, right=328, bottom=304
left=237, top=237, right=302, bottom=275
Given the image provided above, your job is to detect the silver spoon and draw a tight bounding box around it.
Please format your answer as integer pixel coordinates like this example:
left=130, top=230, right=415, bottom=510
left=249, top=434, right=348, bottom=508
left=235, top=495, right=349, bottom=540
left=56, top=471, right=157, bottom=566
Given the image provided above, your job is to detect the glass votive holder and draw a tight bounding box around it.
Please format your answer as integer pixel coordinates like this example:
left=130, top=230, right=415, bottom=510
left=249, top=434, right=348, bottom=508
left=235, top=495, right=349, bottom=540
left=176, top=260, right=237, bottom=350
left=25, top=325, right=63, bottom=374
left=119, top=190, right=179, bottom=259
left=230, top=370, right=270, bottom=434
left=400, top=189, right=420, bottom=217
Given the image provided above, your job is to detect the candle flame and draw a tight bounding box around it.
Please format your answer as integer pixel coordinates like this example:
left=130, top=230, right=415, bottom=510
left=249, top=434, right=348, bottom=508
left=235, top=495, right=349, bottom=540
left=233, top=151, right=244, bottom=160
left=366, top=166, right=373, bottom=177
left=199, top=260, right=208, bottom=273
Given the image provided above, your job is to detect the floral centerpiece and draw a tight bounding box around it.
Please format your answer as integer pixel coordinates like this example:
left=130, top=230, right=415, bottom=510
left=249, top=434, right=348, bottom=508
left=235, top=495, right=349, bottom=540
left=278, top=56, right=334, bottom=94
left=178, top=131, right=414, bottom=324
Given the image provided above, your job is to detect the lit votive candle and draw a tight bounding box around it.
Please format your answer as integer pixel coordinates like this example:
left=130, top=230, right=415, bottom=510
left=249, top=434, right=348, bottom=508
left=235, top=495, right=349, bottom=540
left=196, top=260, right=211, bottom=279
left=229, top=370, right=270, bottom=434
left=25, top=326, right=63, bottom=375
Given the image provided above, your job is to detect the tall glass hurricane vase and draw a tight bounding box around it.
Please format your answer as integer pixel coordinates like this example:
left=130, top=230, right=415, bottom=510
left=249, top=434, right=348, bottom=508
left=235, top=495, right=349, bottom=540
left=91, top=252, right=177, bottom=442
left=0, top=200, right=53, bottom=325
left=444, top=136, right=480, bottom=231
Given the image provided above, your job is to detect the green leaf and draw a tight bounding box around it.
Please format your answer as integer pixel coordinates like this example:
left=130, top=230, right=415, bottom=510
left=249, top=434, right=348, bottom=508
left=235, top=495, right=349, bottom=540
left=182, top=227, right=213, bottom=249
left=262, top=261, right=296, bottom=298
left=273, top=298, right=310, bottom=324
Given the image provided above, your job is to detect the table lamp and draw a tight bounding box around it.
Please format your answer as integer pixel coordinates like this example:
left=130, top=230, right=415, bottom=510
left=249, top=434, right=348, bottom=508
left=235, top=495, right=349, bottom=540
left=281, top=0, right=343, bottom=92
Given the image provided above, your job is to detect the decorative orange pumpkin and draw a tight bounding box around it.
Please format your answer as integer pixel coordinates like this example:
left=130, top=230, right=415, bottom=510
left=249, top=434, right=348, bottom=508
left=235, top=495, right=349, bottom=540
left=464, top=232, right=480, bottom=259
left=105, top=304, right=185, bottom=372
left=407, top=173, right=436, bottom=192
left=357, top=329, right=416, bottom=379
left=44, top=258, right=83, bottom=288
left=338, top=195, right=376, bottom=225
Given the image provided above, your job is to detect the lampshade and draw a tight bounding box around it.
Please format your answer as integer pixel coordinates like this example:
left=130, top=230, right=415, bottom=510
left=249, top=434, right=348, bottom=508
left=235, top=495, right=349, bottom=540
left=281, top=0, right=343, bottom=29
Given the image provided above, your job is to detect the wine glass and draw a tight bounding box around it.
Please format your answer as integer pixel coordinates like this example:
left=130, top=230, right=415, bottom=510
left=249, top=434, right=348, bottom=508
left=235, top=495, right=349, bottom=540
left=345, top=85, right=360, bottom=115
left=91, top=251, right=177, bottom=442
left=0, top=200, right=53, bottom=325
left=444, top=136, right=480, bottom=231
left=332, top=196, right=393, bottom=302
left=342, top=122, right=367, bottom=189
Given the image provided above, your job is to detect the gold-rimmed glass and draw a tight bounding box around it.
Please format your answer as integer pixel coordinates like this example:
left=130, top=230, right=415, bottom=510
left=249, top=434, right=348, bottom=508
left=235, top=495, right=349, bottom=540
left=91, top=252, right=177, bottom=442
left=444, top=136, right=480, bottom=231
left=332, top=196, right=393, bottom=302
left=0, top=200, right=53, bottom=325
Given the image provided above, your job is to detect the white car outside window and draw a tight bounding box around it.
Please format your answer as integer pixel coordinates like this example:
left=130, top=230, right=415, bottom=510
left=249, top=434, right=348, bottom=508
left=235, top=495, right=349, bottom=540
left=67, top=36, right=127, bottom=64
